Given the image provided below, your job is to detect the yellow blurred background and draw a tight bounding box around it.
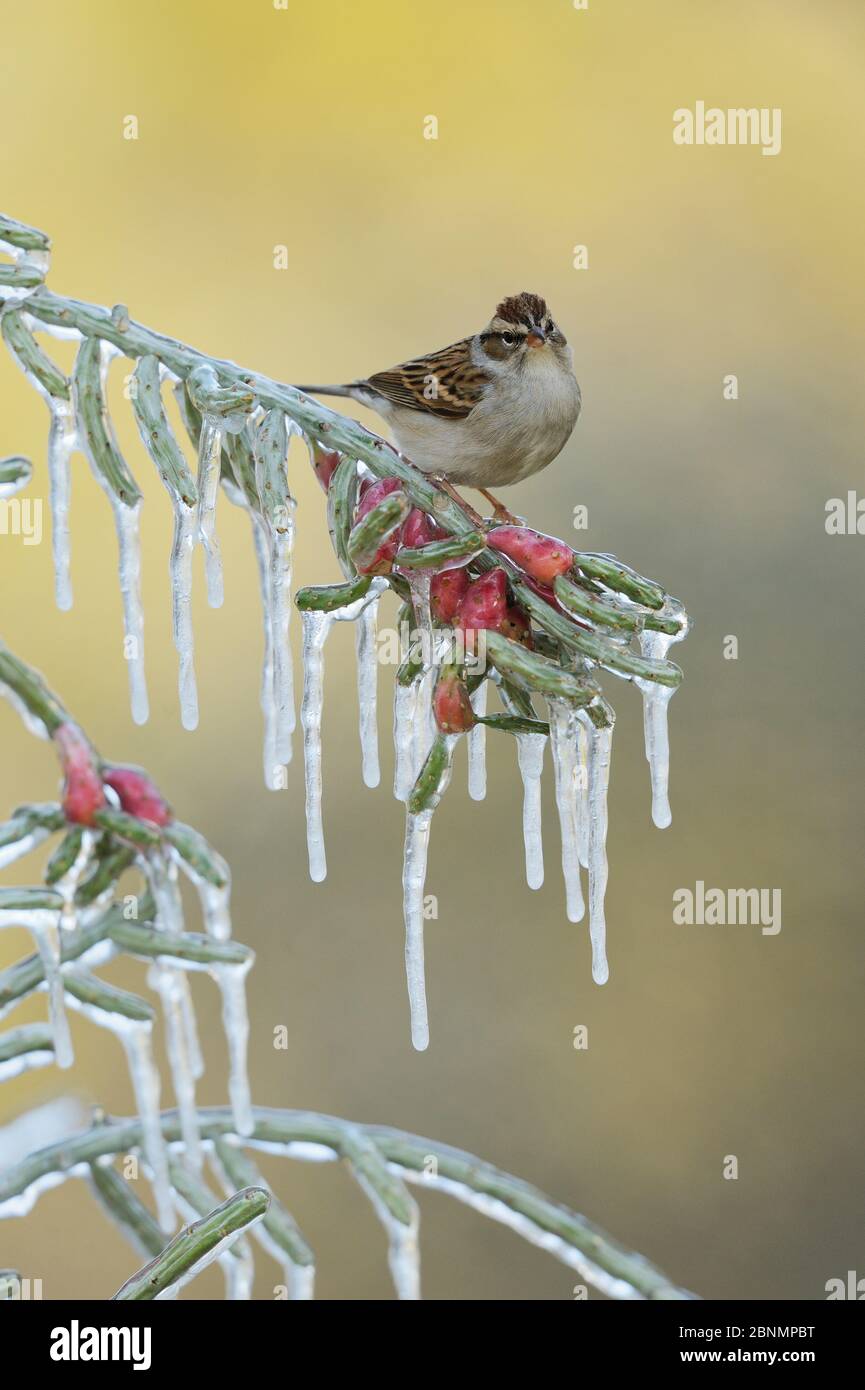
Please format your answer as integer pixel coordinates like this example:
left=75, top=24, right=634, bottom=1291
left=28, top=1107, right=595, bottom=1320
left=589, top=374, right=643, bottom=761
left=1, top=0, right=864, bottom=1299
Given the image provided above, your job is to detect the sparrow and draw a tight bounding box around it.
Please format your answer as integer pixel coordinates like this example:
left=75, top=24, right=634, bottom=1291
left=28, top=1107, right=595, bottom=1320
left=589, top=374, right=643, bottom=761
left=298, top=292, right=581, bottom=523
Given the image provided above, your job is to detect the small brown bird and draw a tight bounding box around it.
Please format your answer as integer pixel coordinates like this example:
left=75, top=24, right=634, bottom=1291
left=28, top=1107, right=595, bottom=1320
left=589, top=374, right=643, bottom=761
left=299, top=292, right=581, bottom=521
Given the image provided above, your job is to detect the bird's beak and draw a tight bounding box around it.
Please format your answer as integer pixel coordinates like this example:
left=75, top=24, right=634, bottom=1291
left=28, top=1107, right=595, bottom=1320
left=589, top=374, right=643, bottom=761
left=525, top=330, right=545, bottom=349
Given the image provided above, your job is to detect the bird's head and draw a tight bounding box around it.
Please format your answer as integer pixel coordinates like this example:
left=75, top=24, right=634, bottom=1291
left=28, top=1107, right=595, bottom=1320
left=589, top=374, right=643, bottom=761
left=478, top=292, right=570, bottom=370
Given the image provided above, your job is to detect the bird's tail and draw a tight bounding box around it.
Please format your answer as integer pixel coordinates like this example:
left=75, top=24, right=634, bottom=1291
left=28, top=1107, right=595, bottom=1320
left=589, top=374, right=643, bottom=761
left=295, top=382, right=359, bottom=399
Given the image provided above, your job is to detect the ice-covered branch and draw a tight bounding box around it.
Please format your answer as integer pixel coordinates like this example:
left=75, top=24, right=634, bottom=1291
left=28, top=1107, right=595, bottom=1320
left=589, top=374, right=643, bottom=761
left=0, top=1106, right=697, bottom=1301
left=0, top=646, right=255, bottom=1222
left=113, top=1187, right=269, bottom=1301
left=0, top=212, right=692, bottom=1045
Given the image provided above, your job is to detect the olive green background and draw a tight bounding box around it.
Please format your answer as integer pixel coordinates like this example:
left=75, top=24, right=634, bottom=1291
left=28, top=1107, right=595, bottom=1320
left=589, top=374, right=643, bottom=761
left=1, top=0, right=863, bottom=1299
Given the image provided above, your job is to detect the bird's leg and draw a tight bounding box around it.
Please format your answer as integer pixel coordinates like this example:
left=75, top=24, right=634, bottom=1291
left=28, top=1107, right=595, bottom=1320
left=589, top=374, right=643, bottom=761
left=429, top=474, right=486, bottom=529
left=477, top=489, right=525, bottom=527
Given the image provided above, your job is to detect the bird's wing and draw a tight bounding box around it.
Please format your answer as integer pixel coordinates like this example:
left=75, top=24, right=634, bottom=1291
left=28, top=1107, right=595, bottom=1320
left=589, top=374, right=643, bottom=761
left=364, top=339, right=489, bottom=420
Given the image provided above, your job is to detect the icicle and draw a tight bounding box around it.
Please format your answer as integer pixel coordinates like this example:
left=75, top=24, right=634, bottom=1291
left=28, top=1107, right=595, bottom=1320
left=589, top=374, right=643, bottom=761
left=467, top=681, right=487, bottom=801
left=119, top=1021, right=174, bottom=1232
left=143, top=849, right=202, bottom=1169
left=402, top=735, right=457, bottom=1051
left=636, top=602, right=688, bottom=829
left=393, top=675, right=421, bottom=802
left=515, top=731, right=545, bottom=890
left=199, top=880, right=232, bottom=943
left=576, top=713, right=590, bottom=869
left=144, top=847, right=184, bottom=935
left=149, top=963, right=202, bottom=1172
left=586, top=721, right=613, bottom=985
left=173, top=849, right=232, bottom=942
left=268, top=523, right=296, bottom=767
left=20, top=909, right=74, bottom=1070
left=222, top=1242, right=255, bottom=1301
left=283, top=1262, right=315, bottom=1300
left=56, top=827, right=94, bottom=934
left=300, top=609, right=334, bottom=882
left=355, top=595, right=380, bottom=788
left=636, top=657, right=673, bottom=828
left=250, top=518, right=278, bottom=788
left=403, top=810, right=432, bottom=1051
left=356, top=1176, right=421, bottom=1300
left=210, top=959, right=254, bottom=1136
left=547, top=700, right=584, bottom=923
left=169, top=503, right=198, bottom=730
left=196, top=417, right=224, bottom=609
left=407, top=574, right=436, bottom=780
left=46, top=398, right=77, bottom=611
left=111, top=498, right=149, bottom=726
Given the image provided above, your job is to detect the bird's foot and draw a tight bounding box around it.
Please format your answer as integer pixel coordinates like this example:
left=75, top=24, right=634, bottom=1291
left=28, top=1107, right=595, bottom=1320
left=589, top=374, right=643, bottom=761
left=429, top=475, right=486, bottom=529
left=478, top=489, right=525, bottom=527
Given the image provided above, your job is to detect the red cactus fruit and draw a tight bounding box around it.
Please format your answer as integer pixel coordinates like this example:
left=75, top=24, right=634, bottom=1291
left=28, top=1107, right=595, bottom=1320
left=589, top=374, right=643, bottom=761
left=309, top=440, right=341, bottom=492
left=433, top=667, right=475, bottom=734
left=400, top=507, right=442, bottom=550
left=430, top=567, right=469, bottom=623
left=354, top=477, right=406, bottom=574
left=54, top=722, right=105, bottom=826
left=499, top=603, right=533, bottom=647
left=454, top=568, right=509, bottom=636
left=487, top=526, right=574, bottom=585
left=102, top=765, right=173, bottom=827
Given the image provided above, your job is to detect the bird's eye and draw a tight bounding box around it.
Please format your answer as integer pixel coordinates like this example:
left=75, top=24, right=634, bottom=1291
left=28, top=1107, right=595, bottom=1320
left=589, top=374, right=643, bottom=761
left=500, top=332, right=516, bottom=347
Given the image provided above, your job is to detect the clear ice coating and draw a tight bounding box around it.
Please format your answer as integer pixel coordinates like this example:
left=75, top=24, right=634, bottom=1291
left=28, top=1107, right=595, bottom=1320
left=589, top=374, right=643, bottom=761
left=636, top=600, right=688, bottom=829
left=467, top=681, right=487, bottom=801
left=55, top=827, right=93, bottom=934
left=210, top=959, right=254, bottom=1137
left=403, top=1169, right=642, bottom=1299
left=0, top=826, right=53, bottom=871
left=407, top=574, right=436, bottom=781
left=402, top=810, right=433, bottom=1051
left=196, top=417, right=225, bottom=609
left=401, top=734, right=457, bottom=1052
left=393, top=674, right=422, bottom=803
left=355, top=596, right=380, bottom=789
left=112, top=498, right=149, bottom=726
left=169, top=503, right=199, bottom=731
left=586, top=721, right=613, bottom=985
left=20, top=909, right=74, bottom=1070
left=351, top=1168, right=420, bottom=1300
left=300, top=609, right=334, bottom=882
left=515, top=731, right=546, bottom=890
left=121, top=1024, right=176, bottom=1231
left=46, top=399, right=77, bottom=611
left=250, top=517, right=279, bottom=787
left=548, top=699, right=585, bottom=924
left=268, top=526, right=296, bottom=769
left=172, top=846, right=233, bottom=942
left=576, top=712, right=590, bottom=870
left=144, top=850, right=202, bottom=1170
left=149, top=961, right=202, bottom=1172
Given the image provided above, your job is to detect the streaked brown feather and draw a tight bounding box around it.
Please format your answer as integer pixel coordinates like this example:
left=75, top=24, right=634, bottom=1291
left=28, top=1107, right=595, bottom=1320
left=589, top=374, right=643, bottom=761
left=365, top=339, right=489, bottom=420
left=495, top=292, right=548, bottom=328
